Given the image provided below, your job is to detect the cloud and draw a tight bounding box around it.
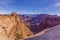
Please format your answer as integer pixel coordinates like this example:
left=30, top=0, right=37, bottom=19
left=54, top=3, right=60, bottom=7
left=0, top=0, right=14, bottom=5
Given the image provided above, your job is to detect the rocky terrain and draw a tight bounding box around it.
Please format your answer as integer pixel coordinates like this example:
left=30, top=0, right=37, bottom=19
left=0, top=12, right=33, bottom=40
left=0, top=13, right=18, bottom=40
left=0, top=13, right=60, bottom=40
left=21, top=14, right=60, bottom=34
left=24, top=25, right=60, bottom=40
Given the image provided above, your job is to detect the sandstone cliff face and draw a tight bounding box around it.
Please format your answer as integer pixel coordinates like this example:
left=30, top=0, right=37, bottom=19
left=0, top=12, right=33, bottom=40
left=0, top=13, right=17, bottom=40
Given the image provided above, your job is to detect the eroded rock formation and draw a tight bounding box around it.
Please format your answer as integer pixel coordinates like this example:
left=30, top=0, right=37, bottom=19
left=22, top=14, right=60, bottom=34
left=0, top=13, right=17, bottom=40
left=0, top=12, right=33, bottom=40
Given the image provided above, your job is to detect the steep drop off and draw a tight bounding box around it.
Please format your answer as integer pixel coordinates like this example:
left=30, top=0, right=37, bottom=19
left=21, top=14, right=60, bottom=34
left=0, top=12, right=33, bottom=40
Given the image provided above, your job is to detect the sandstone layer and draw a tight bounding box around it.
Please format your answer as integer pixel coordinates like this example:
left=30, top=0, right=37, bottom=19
left=0, top=12, right=33, bottom=40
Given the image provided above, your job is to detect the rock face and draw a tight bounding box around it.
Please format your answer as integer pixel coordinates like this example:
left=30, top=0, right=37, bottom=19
left=24, top=25, right=60, bottom=40
left=21, top=14, right=60, bottom=34
left=0, top=12, right=33, bottom=40
left=36, top=14, right=60, bottom=33
left=0, top=13, right=18, bottom=40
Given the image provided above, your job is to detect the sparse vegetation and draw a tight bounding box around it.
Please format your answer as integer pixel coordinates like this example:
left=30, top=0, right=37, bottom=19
left=27, top=34, right=32, bottom=36
left=15, top=33, right=23, bottom=40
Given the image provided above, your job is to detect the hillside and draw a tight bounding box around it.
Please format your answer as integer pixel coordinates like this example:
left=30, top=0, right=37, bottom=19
left=21, top=14, right=60, bottom=34
left=0, top=12, right=33, bottom=40
left=0, top=13, right=60, bottom=40
left=24, top=25, right=60, bottom=40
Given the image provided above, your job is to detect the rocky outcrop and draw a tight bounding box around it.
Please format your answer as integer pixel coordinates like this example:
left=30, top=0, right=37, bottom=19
left=0, top=12, right=33, bottom=40
left=0, top=13, right=18, bottom=40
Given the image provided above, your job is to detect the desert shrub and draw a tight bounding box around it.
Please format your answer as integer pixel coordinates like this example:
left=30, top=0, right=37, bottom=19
left=15, top=33, right=23, bottom=40
left=27, top=34, right=32, bottom=36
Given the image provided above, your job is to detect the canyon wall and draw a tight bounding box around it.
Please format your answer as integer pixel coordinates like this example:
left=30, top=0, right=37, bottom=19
left=0, top=12, right=33, bottom=40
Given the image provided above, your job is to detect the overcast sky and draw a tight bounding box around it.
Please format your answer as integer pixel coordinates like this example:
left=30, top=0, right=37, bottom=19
left=0, top=0, right=60, bottom=15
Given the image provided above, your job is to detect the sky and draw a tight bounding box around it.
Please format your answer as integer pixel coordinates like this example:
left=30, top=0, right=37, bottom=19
left=0, top=0, right=60, bottom=15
